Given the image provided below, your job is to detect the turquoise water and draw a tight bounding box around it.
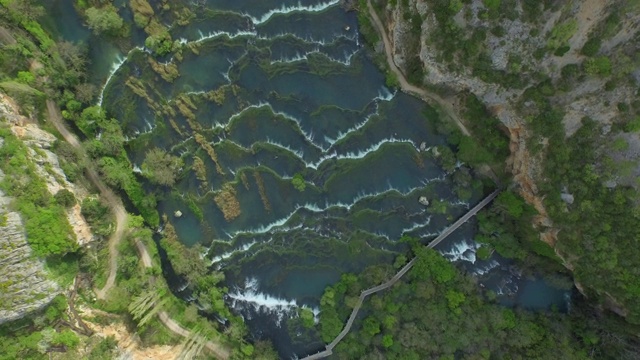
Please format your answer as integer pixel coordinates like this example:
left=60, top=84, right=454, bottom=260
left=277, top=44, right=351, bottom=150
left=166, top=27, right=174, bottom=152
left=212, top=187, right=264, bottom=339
left=46, top=1, right=571, bottom=357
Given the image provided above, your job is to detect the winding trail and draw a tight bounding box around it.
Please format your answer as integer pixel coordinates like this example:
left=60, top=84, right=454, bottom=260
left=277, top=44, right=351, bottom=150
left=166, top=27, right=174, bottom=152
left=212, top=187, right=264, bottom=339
left=301, top=190, right=500, bottom=360
left=46, top=100, right=230, bottom=359
left=366, top=0, right=500, bottom=186
left=366, top=0, right=471, bottom=137
left=45, top=100, right=128, bottom=300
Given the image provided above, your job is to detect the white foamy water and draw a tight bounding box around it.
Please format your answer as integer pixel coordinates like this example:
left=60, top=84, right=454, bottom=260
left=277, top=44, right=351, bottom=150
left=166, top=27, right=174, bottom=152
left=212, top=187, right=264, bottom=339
left=473, top=260, right=500, bottom=276
left=244, top=0, right=340, bottom=25
left=217, top=102, right=325, bottom=153
left=324, top=89, right=395, bottom=149
left=210, top=241, right=258, bottom=264
left=440, top=238, right=478, bottom=263
left=401, top=217, right=432, bottom=234
left=257, top=30, right=358, bottom=47
left=270, top=47, right=359, bottom=66
left=227, top=277, right=301, bottom=326
left=97, top=46, right=145, bottom=107
left=192, top=29, right=257, bottom=45
left=229, top=181, right=438, bottom=238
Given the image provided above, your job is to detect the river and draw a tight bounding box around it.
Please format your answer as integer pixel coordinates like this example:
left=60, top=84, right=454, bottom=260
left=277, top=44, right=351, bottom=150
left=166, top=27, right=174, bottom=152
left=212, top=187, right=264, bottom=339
left=43, top=0, right=571, bottom=358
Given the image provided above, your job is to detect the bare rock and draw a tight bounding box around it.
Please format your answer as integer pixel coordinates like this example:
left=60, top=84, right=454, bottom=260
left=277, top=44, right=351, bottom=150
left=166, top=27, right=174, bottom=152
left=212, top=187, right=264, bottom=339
left=418, top=196, right=430, bottom=206
left=561, top=193, right=574, bottom=205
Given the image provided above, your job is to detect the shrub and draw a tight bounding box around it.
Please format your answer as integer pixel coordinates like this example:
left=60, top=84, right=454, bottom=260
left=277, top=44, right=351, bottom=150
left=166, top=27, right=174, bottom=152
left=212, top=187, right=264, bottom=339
left=547, top=20, right=578, bottom=49
left=16, top=71, right=35, bottom=85
left=491, top=25, right=506, bottom=37
left=85, top=6, right=124, bottom=35
left=54, top=189, right=76, bottom=208
left=292, top=173, right=306, bottom=192
left=483, top=0, right=501, bottom=11
left=141, top=148, right=184, bottom=186
left=581, top=37, right=602, bottom=56
left=561, top=64, right=579, bottom=80
left=553, top=45, right=570, bottom=57
left=584, top=56, right=611, bottom=76
left=624, top=117, right=640, bottom=133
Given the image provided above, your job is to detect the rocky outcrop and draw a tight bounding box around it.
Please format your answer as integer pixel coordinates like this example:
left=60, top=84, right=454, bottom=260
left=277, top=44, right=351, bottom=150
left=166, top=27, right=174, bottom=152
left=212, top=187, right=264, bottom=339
left=0, top=92, right=97, bottom=324
left=0, top=176, right=59, bottom=324
left=383, top=0, right=640, bottom=317
left=1, top=93, right=94, bottom=246
left=385, top=0, right=639, bottom=245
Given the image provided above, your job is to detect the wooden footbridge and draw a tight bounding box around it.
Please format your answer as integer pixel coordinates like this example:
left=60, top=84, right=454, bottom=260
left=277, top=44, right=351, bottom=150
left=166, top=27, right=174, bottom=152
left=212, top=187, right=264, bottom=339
left=300, top=190, right=500, bottom=360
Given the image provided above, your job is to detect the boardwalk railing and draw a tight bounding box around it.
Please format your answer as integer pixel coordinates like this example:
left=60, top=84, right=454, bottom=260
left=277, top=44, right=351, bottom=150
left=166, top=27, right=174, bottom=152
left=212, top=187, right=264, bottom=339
left=300, top=190, right=500, bottom=360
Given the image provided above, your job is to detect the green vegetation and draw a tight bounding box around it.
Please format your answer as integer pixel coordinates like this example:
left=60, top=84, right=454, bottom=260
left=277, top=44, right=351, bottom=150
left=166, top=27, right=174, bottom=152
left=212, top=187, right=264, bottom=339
left=141, top=148, right=184, bottom=186
left=428, top=94, right=509, bottom=172
left=81, top=198, right=114, bottom=238
left=292, top=173, right=306, bottom=192
left=85, top=6, right=124, bottom=35
left=584, top=56, right=612, bottom=76
left=0, top=128, right=77, bottom=257
left=0, top=294, right=85, bottom=359
left=547, top=20, right=578, bottom=50
left=0, top=4, right=268, bottom=358
left=317, top=245, right=601, bottom=359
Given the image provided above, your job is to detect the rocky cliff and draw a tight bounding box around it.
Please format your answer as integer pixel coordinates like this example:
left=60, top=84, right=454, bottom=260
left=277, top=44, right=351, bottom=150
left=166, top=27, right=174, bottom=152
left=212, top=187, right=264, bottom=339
left=0, top=186, right=59, bottom=324
left=375, top=0, right=640, bottom=319
left=0, top=92, right=94, bottom=324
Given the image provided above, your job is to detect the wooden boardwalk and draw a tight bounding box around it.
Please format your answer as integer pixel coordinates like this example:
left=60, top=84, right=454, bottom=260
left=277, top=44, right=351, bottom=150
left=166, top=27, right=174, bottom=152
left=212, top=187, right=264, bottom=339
left=300, top=190, right=500, bottom=360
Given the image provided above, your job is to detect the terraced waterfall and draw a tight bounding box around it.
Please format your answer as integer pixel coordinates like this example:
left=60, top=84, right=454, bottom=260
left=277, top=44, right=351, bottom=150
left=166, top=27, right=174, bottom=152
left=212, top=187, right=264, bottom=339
left=53, top=0, right=573, bottom=357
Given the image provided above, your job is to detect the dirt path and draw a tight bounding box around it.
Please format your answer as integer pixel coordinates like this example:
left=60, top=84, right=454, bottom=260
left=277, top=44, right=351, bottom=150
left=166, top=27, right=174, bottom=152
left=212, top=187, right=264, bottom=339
left=133, top=238, right=231, bottom=359
left=366, top=1, right=500, bottom=183
left=45, top=100, right=128, bottom=300
left=366, top=0, right=471, bottom=137
left=47, top=100, right=231, bottom=359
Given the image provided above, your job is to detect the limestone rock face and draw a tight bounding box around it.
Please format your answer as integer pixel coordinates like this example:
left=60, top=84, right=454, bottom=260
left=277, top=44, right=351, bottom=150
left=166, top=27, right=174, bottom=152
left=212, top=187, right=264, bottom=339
left=0, top=188, right=59, bottom=324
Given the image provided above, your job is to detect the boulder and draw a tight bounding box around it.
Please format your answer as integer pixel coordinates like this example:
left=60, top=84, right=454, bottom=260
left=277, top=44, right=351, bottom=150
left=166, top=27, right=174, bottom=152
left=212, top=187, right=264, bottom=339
left=419, top=196, right=430, bottom=206
left=561, top=193, right=574, bottom=205
left=174, top=210, right=183, bottom=218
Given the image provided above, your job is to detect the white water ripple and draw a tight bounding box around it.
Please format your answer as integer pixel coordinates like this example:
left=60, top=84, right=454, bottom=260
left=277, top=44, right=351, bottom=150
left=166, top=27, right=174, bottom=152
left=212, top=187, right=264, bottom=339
left=243, top=0, right=340, bottom=26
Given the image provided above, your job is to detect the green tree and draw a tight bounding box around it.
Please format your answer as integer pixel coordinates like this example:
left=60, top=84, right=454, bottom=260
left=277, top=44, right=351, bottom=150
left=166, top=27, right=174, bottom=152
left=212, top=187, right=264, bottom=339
left=445, top=290, right=465, bottom=315
left=85, top=6, right=124, bottom=35
left=299, top=308, right=315, bottom=328
left=584, top=56, right=612, bottom=76
left=382, top=334, right=394, bottom=348
left=141, top=148, right=184, bottom=186
left=362, top=316, right=381, bottom=337
left=54, top=189, right=76, bottom=208
left=292, top=173, right=306, bottom=192
left=483, top=0, right=501, bottom=10
left=494, top=191, right=527, bottom=218
left=581, top=37, right=602, bottom=56
left=52, top=329, right=80, bottom=349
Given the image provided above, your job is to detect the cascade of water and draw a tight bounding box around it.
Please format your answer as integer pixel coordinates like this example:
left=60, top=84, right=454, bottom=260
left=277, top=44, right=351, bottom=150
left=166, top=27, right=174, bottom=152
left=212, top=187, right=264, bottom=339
left=192, top=29, right=257, bottom=45
left=243, top=0, right=340, bottom=26
left=257, top=30, right=358, bottom=47
left=97, top=47, right=144, bottom=107
left=210, top=241, right=258, bottom=264
left=473, top=260, right=500, bottom=276
left=227, top=277, right=300, bottom=326
left=324, top=89, right=396, bottom=148
left=440, top=238, right=478, bottom=263
left=228, top=181, right=439, bottom=238
left=270, top=47, right=359, bottom=66
left=400, top=217, right=432, bottom=234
